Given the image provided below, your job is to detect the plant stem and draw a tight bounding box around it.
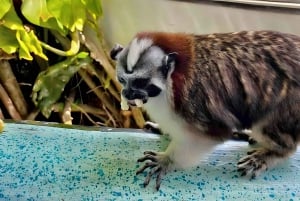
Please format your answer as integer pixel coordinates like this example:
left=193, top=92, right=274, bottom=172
left=0, top=108, right=4, bottom=119
left=50, top=30, right=71, bottom=50
left=26, top=108, right=40, bottom=120
left=0, top=60, right=28, bottom=118
left=0, top=83, right=22, bottom=120
left=41, top=31, right=80, bottom=56
left=61, top=89, right=75, bottom=125
left=131, top=108, right=145, bottom=128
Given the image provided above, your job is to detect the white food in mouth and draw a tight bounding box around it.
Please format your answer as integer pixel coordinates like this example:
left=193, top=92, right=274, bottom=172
left=120, top=94, right=144, bottom=110
left=121, top=95, right=129, bottom=110
left=134, top=99, right=144, bottom=108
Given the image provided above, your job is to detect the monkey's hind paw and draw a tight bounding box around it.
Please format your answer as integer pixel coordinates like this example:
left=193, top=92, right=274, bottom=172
left=136, top=151, right=172, bottom=190
left=237, top=149, right=272, bottom=179
left=143, top=121, right=161, bottom=134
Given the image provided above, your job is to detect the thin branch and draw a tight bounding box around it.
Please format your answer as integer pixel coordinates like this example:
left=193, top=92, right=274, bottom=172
left=102, top=105, right=117, bottom=127
left=78, top=68, right=121, bottom=122
left=70, top=104, right=99, bottom=126
left=71, top=103, right=107, bottom=123
left=74, top=104, right=106, bottom=116
left=84, top=64, right=120, bottom=102
left=53, top=102, right=107, bottom=116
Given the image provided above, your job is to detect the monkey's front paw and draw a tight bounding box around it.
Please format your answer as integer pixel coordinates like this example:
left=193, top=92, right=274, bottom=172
left=237, top=149, right=270, bottom=178
left=136, top=151, right=172, bottom=190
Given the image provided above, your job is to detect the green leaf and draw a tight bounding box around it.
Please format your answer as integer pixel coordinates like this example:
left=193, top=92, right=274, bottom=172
left=0, top=26, right=18, bottom=54
left=21, top=0, right=66, bottom=34
left=0, top=0, right=12, bottom=19
left=47, top=0, right=86, bottom=32
left=32, top=54, right=92, bottom=118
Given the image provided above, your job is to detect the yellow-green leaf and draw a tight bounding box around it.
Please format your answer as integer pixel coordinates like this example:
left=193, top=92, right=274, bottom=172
left=15, top=29, right=48, bottom=60
left=16, top=30, right=33, bottom=60
left=0, top=0, right=12, bottom=19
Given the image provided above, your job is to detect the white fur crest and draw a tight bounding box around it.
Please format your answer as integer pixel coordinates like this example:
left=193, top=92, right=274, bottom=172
left=127, top=38, right=153, bottom=72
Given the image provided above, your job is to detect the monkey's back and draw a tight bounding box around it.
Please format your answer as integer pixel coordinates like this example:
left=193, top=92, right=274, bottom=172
left=172, top=31, right=300, bottom=135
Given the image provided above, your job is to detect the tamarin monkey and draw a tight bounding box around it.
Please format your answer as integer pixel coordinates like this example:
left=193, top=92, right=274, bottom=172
left=110, top=31, right=300, bottom=190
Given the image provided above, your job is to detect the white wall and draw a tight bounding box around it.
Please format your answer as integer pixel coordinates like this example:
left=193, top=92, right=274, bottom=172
left=101, top=0, right=300, bottom=46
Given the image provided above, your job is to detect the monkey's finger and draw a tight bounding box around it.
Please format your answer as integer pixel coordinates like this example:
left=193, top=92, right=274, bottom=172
left=155, top=167, right=166, bottom=191
left=143, top=166, right=161, bottom=187
left=237, top=156, right=252, bottom=165
left=143, top=151, right=158, bottom=156
left=136, top=162, right=157, bottom=175
left=137, top=154, right=158, bottom=162
left=247, top=150, right=257, bottom=155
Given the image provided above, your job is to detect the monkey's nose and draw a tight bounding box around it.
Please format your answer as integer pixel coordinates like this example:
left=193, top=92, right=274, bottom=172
left=122, top=89, right=145, bottom=100
left=122, top=89, right=148, bottom=104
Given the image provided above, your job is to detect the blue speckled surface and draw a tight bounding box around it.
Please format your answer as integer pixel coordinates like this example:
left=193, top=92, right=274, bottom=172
left=0, top=122, right=299, bottom=201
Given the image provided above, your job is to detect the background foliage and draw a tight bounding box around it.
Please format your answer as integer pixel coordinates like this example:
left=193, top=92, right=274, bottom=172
left=0, top=0, right=145, bottom=128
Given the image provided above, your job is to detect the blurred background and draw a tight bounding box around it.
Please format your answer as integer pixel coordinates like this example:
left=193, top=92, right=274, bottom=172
left=102, top=0, right=300, bottom=47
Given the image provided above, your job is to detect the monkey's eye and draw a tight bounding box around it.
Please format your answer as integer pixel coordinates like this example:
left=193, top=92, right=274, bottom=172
left=132, top=78, right=150, bottom=88
left=118, top=77, right=126, bottom=84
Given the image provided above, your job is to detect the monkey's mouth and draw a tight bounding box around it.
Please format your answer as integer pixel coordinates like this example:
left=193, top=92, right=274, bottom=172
left=127, top=99, right=146, bottom=107
left=120, top=94, right=148, bottom=110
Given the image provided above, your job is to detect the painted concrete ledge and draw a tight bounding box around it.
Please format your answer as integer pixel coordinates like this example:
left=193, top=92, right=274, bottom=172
left=0, top=122, right=299, bottom=201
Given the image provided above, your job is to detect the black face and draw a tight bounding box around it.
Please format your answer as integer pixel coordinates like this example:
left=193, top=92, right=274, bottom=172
left=118, top=76, right=162, bottom=105
left=110, top=41, right=177, bottom=106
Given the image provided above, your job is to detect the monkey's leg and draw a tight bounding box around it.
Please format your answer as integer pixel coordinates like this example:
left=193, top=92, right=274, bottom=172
left=237, top=147, right=296, bottom=178
left=136, top=134, right=219, bottom=190
left=237, top=117, right=299, bottom=178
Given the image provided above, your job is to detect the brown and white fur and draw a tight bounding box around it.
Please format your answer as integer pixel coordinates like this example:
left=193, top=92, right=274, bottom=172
left=111, top=31, right=300, bottom=190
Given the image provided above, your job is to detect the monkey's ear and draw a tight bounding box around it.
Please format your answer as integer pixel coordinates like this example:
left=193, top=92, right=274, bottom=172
left=162, top=52, right=178, bottom=78
left=110, top=44, right=124, bottom=60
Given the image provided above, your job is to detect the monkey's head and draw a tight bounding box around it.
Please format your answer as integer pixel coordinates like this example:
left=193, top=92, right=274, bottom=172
left=110, top=37, right=177, bottom=107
